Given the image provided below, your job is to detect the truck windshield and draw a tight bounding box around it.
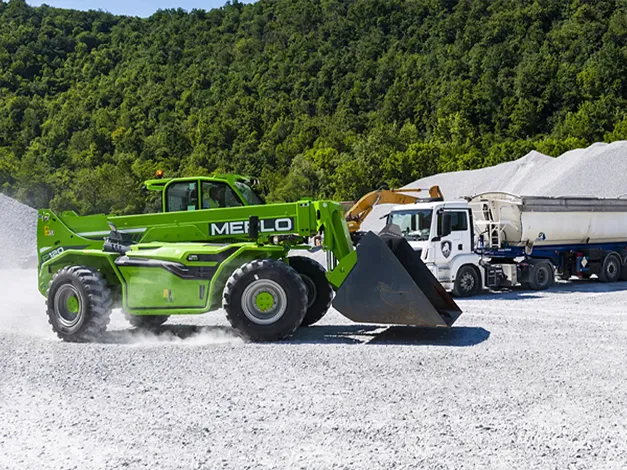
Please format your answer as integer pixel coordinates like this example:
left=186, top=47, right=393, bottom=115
left=389, top=209, right=433, bottom=241
left=234, top=182, right=264, bottom=205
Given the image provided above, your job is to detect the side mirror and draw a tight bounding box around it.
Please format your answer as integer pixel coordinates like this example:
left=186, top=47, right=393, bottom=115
left=438, top=213, right=452, bottom=238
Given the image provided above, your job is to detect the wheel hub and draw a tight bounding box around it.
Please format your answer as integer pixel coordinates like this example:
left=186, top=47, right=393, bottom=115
left=460, top=273, right=474, bottom=290
left=67, top=296, right=79, bottom=314
left=608, top=262, right=617, bottom=275
left=538, top=269, right=547, bottom=283
left=54, top=284, right=83, bottom=328
left=254, top=292, right=275, bottom=312
left=241, top=279, right=288, bottom=325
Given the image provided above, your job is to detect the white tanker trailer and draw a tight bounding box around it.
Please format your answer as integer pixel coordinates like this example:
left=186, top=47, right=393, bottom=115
left=386, top=192, right=627, bottom=297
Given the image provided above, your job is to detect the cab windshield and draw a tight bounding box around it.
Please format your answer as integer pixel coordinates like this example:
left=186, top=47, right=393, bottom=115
left=389, top=209, right=433, bottom=241
left=234, top=182, right=264, bottom=205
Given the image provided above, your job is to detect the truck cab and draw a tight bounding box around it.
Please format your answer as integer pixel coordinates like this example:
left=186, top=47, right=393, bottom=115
left=388, top=200, right=483, bottom=296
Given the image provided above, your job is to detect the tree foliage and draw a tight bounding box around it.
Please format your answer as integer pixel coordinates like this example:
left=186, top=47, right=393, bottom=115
left=2, top=0, right=627, bottom=212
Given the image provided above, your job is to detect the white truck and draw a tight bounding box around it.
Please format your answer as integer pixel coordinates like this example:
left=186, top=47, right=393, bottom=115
left=387, top=192, right=627, bottom=296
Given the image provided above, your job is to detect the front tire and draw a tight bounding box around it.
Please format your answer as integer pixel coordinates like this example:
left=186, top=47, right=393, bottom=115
left=223, top=259, right=307, bottom=341
left=453, top=265, right=480, bottom=297
left=288, top=256, right=333, bottom=327
left=46, top=266, right=112, bottom=342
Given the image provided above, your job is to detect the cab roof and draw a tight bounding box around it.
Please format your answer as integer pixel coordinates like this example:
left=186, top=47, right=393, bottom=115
left=390, top=200, right=470, bottom=212
left=144, top=174, right=253, bottom=191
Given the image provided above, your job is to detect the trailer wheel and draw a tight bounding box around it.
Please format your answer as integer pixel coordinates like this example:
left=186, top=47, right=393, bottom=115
left=288, top=256, right=333, bottom=327
left=528, top=260, right=554, bottom=290
left=223, top=259, right=307, bottom=341
left=599, top=253, right=621, bottom=283
left=453, top=265, right=480, bottom=297
left=46, top=266, right=112, bottom=342
left=124, top=313, right=169, bottom=329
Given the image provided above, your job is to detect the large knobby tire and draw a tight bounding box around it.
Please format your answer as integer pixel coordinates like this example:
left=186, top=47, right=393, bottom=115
left=223, top=259, right=307, bottom=341
left=288, top=256, right=333, bottom=327
left=527, top=260, right=554, bottom=290
left=46, top=266, right=112, bottom=342
left=124, top=313, right=170, bottom=329
left=599, top=253, right=621, bottom=283
left=453, top=265, right=480, bottom=297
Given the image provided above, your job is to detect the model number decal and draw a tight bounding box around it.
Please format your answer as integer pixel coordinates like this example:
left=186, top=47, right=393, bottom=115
left=42, top=247, right=64, bottom=262
left=209, top=218, right=294, bottom=236
left=40, top=245, right=89, bottom=263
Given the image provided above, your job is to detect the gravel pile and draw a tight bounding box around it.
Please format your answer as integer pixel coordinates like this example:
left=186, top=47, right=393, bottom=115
left=362, top=141, right=627, bottom=232
left=0, top=194, right=37, bottom=268
left=408, top=141, right=627, bottom=200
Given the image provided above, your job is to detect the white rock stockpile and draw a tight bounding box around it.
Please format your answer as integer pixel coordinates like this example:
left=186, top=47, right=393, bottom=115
left=362, top=141, right=627, bottom=232
left=0, top=193, right=37, bottom=268
left=410, top=141, right=627, bottom=200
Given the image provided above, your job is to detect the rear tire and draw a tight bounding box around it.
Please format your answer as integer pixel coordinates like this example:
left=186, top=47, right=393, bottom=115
left=46, top=266, right=112, bottom=342
left=223, top=259, right=307, bottom=341
left=527, top=260, right=554, bottom=290
left=453, top=265, right=480, bottom=297
left=124, top=313, right=169, bottom=329
left=288, top=256, right=333, bottom=327
left=599, top=253, right=621, bottom=283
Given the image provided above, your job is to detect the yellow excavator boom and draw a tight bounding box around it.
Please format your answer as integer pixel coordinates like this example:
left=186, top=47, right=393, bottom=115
left=345, top=186, right=443, bottom=233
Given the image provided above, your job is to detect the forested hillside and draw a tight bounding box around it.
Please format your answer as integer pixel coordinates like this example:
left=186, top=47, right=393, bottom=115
left=2, top=0, right=627, bottom=213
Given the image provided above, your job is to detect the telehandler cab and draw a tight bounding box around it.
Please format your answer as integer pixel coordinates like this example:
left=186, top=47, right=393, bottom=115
left=37, top=174, right=461, bottom=342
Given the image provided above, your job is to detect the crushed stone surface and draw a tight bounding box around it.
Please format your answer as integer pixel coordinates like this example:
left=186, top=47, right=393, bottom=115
left=1, top=269, right=627, bottom=469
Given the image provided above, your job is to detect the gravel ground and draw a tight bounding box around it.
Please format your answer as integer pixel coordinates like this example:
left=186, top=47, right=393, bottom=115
left=2, top=269, right=627, bottom=469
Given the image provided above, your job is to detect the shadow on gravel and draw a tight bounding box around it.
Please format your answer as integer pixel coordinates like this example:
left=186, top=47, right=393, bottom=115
left=94, top=324, right=488, bottom=346
left=461, top=279, right=627, bottom=301
left=98, top=325, right=240, bottom=344
left=290, top=325, right=490, bottom=346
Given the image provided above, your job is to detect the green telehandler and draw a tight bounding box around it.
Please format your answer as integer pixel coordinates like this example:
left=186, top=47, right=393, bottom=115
left=36, top=174, right=461, bottom=342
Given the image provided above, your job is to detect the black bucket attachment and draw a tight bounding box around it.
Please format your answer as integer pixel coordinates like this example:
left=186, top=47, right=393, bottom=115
left=332, top=229, right=462, bottom=328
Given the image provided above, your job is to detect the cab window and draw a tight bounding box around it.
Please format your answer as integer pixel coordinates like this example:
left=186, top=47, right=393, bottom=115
left=450, top=211, right=468, bottom=231
left=234, top=181, right=264, bottom=205
left=166, top=181, right=198, bottom=212
left=201, top=182, right=244, bottom=209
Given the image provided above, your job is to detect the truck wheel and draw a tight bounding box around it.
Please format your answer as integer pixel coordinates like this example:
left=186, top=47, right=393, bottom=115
left=223, top=259, right=307, bottom=341
left=453, top=265, right=480, bottom=297
left=528, top=260, right=554, bottom=290
left=288, top=256, right=333, bottom=327
left=46, top=266, right=112, bottom=342
left=599, top=253, right=621, bottom=283
left=124, top=313, right=169, bottom=329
